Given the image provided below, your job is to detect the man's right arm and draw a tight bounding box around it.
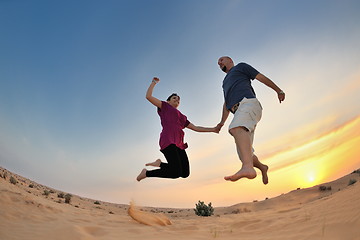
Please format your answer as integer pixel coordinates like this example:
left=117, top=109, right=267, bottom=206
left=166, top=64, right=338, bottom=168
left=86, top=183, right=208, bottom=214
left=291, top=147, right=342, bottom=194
left=216, top=102, right=230, bottom=132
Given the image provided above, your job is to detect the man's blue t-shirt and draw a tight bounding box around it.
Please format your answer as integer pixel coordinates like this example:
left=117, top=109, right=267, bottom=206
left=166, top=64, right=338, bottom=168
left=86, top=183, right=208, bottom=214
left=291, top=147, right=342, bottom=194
left=222, top=62, right=259, bottom=110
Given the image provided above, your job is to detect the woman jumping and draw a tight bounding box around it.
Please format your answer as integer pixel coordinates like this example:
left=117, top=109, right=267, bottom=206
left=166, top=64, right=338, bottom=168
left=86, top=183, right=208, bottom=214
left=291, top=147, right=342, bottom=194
left=136, top=77, right=218, bottom=181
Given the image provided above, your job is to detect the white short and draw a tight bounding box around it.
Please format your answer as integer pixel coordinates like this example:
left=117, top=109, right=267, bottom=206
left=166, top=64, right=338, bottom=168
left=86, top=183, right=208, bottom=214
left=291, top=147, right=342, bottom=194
left=229, top=97, right=262, bottom=133
left=229, top=98, right=262, bottom=153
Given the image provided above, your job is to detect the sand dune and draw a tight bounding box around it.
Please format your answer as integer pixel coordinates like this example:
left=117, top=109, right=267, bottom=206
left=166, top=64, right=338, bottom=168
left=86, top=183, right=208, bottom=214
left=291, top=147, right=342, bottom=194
left=1, top=166, right=360, bottom=240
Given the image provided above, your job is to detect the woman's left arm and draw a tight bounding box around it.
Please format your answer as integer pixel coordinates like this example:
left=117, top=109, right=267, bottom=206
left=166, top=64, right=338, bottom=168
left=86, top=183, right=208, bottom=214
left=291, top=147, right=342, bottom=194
left=186, top=123, right=218, bottom=133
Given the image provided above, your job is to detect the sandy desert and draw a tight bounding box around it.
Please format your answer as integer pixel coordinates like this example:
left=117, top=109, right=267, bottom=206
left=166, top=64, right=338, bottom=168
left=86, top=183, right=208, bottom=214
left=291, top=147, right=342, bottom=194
left=1, top=166, right=360, bottom=240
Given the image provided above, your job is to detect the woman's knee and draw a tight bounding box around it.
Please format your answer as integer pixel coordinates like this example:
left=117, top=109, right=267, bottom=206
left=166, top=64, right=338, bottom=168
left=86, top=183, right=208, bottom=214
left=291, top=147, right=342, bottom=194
left=181, top=171, right=190, bottom=178
left=168, top=168, right=182, bottom=179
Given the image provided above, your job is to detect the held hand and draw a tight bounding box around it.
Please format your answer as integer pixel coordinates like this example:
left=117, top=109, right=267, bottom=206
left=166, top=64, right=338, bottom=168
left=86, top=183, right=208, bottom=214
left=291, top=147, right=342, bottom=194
left=215, top=123, right=224, bottom=133
left=152, top=77, right=160, bottom=84
left=278, top=90, right=285, bottom=103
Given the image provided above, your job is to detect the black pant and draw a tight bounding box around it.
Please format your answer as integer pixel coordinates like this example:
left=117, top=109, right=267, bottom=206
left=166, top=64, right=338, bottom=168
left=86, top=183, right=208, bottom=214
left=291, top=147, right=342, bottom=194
left=146, top=144, right=190, bottom=179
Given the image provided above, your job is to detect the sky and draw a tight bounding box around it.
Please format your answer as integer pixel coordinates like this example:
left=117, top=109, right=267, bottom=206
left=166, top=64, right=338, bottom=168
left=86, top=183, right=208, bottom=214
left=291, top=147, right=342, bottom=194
left=1, top=0, right=360, bottom=208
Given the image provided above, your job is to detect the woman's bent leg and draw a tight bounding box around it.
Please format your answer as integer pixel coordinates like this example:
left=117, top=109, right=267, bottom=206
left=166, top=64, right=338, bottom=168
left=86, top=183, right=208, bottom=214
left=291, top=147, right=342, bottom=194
left=146, top=145, right=183, bottom=179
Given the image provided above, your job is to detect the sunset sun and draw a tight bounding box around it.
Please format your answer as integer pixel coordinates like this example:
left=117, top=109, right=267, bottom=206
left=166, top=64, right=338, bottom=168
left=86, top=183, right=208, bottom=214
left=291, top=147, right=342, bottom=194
left=307, top=174, right=315, bottom=183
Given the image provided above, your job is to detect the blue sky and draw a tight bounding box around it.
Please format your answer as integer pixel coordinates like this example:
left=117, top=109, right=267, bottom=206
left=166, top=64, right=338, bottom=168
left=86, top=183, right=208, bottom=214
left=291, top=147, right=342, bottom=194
left=1, top=0, right=360, bottom=207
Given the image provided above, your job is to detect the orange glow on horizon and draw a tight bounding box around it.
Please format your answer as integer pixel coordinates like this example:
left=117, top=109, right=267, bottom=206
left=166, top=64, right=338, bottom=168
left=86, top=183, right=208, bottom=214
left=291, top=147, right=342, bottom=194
left=265, top=116, right=360, bottom=190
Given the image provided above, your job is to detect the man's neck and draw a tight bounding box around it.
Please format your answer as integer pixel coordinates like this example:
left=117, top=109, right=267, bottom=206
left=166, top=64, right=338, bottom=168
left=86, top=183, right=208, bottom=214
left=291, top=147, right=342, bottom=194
left=226, top=65, right=234, bottom=73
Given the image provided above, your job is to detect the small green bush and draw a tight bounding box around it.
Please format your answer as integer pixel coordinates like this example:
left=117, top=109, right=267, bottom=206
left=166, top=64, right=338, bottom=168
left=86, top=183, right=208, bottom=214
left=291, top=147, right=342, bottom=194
left=194, top=200, right=214, bottom=217
left=349, top=179, right=357, bottom=186
left=43, top=190, right=50, bottom=196
left=64, top=194, right=72, bottom=204
left=319, top=185, right=332, bottom=191
left=10, top=176, right=17, bottom=185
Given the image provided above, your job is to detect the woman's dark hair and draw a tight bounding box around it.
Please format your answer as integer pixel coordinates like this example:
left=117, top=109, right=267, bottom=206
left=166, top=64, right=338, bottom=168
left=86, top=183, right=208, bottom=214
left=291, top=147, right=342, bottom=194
left=167, top=93, right=180, bottom=101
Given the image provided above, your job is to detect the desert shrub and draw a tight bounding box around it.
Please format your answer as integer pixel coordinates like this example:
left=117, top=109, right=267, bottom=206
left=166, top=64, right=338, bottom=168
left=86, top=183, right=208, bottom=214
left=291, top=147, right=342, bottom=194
left=29, top=184, right=34, bottom=188
left=319, top=185, right=329, bottom=191
left=43, top=190, right=50, bottom=196
left=232, top=209, right=241, bottom=214
left=94, top=201, right=101, bottom=205
left=348, top=179, right=357, bottom=186
left=194, top=200, right=214, bottom=217
left=58, top=192, right=65, bottom=198
left=10, top=176, right=18, bottom=185
left=64, top=194, right=72, bottom=204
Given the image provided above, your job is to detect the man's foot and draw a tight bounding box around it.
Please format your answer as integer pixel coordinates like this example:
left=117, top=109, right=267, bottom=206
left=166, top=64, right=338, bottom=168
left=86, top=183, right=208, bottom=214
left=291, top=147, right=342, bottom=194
left=136, top=168, right=147, bottom=182
left=224, top=167, right=257, bottom=182
left=145, top=159, right=161, bottom=167
left=260, top=164, right=269, bottom=185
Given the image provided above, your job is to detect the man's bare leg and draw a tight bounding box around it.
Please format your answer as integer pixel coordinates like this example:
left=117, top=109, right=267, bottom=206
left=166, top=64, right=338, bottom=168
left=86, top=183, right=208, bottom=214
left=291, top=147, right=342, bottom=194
left=136, top=168, right=147, bottom=182
left=224, top=127, right=256, bottom=181
left=234, top=144, right=269, bottom=184
left=145, top=159, right=161, bottom=167
left=253, top=155, right=268, bottom=184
